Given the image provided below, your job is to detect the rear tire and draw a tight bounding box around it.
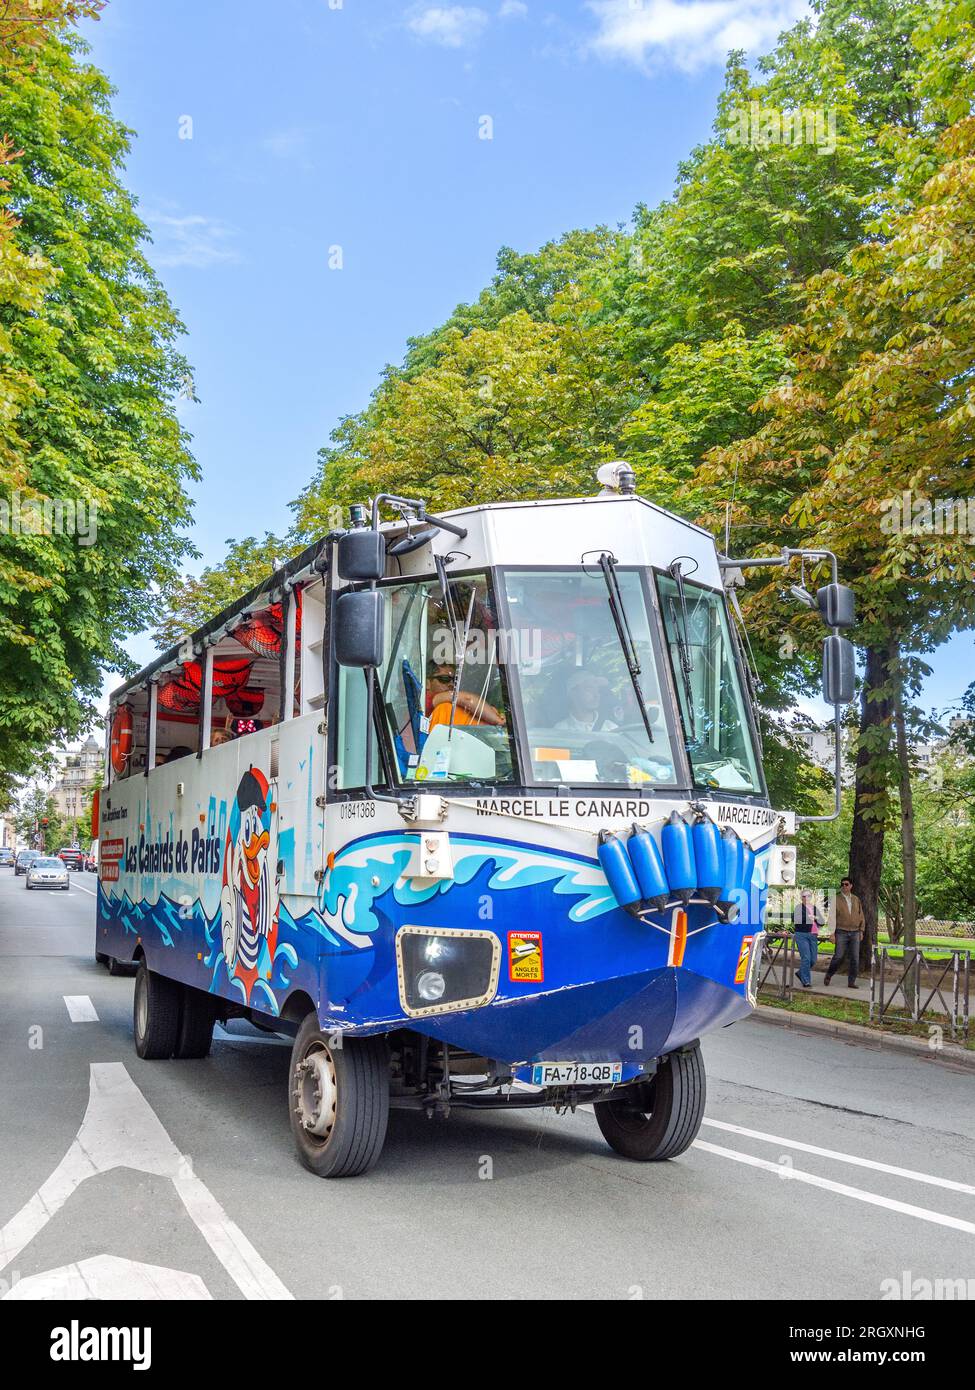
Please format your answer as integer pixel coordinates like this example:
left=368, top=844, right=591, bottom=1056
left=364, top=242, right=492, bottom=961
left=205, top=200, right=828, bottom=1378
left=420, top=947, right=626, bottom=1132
left=133, top=963, right=181, bottom=1060
left=594, top=1044, right=706, bottom=1161
left=288, top=1015, right=389, bottom=1178
left=174, top=986, right=215, bottom=1059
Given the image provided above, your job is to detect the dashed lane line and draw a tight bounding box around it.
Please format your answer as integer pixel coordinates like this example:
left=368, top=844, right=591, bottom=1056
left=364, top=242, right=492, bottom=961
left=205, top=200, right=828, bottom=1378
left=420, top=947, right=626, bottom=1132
left=63, top=995, right=99, bottom=1023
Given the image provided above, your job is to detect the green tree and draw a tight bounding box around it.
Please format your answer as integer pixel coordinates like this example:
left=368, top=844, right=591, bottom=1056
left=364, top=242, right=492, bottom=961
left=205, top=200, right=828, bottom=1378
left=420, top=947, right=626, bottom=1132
left=14, top=782, right=61, bottom=851
left=293, top=305, right=639, bottom=534
left=0, top=24, right=197, bottom=780
left=699, top=0, right=975, bottom=957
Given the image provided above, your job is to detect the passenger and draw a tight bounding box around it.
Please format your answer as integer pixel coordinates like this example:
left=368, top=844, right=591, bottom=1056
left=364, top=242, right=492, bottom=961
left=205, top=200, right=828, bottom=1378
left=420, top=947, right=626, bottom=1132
left=554, top=671, right=617, bottom=734
left=164, top=745, right=194, bottom=763
left=792, top=889, right=824, bottom=989
left=426, top=662, right=504, bottom=729
left=210, top=727, right=233, bottom=747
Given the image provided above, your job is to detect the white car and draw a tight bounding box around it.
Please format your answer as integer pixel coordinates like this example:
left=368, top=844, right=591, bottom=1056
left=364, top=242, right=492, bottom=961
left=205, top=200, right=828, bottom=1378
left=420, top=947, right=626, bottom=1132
left=25, top=856, right=70, bottom=891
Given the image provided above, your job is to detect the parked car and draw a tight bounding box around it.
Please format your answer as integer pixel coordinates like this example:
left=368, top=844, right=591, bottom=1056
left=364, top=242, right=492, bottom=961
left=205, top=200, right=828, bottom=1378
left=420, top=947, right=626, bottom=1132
left=0, top=847, right=14, bottom=867
left=57, top=846, right=84, bottom=871
left=85, top=840, right=98, bottom=873
left=14, top=849, right=40, bottom=876
left=25, top=855, right=70, bottom=891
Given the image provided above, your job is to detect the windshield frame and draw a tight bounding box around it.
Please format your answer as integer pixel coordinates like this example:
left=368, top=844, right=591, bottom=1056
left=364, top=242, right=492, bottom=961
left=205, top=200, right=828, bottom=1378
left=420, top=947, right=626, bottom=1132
left=493, top=563, right=692, bottom=793
left=653, top=568, right=766, bottom=798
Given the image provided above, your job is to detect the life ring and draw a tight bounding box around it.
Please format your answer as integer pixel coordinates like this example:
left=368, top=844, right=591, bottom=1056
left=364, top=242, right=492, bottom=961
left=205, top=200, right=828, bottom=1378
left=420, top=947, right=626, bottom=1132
left=111, top=704, right=134, bottom=776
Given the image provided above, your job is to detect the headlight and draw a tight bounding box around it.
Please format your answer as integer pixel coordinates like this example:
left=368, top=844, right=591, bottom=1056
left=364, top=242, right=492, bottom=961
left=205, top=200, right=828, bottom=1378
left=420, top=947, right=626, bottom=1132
left=396, top=926, right=501, bottom=1017
left=416, top=970, right=447, bottom=1002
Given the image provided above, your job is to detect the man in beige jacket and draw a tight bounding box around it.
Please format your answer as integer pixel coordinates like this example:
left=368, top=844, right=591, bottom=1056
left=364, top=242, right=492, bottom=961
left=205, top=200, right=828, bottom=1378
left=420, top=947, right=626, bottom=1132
left=824, top=876, right=866, bottom=988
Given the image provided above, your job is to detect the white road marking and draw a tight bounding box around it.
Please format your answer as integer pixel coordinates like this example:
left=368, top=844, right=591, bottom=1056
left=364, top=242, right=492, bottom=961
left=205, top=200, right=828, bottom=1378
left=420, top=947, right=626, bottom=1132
left=4, top=1253, right=211, bottom=1300
left=702, top=1118, right=975, bottom=1197
left=69, top=880, right=97, bottom=896
left=0, top=1062, right=292, bottom=1300
left=694, top=1140, right=975, bottom=1236
left=63, top=995, right=99, bottom=1023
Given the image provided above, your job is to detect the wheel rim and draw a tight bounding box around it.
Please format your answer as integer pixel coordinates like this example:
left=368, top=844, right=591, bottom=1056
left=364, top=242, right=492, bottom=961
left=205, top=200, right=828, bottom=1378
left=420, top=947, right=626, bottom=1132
left=293, top=1041, right=337, bottom=1143
left=135, top=973, right=148, bottom=1039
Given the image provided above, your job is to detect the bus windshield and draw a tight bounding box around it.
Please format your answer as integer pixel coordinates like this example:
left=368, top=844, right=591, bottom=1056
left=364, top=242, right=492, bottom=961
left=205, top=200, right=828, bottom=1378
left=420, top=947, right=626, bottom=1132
left=376, top=572, right=518, bottom=785
left=656, top=574, right=761, bottom=793
left=500, top=569, right=679, bottom=787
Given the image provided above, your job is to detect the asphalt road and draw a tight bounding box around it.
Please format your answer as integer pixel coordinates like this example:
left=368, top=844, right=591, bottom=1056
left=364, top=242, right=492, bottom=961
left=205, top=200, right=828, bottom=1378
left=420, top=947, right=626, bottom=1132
left=0, top=866, right=973, bottom=1301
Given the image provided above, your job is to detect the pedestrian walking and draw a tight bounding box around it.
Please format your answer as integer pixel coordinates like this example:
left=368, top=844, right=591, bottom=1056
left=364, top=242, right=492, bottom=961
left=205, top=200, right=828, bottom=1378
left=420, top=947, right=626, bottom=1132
left=793, top=889, right=824, bottom=988
left=823, top=875, right=866, bottom=989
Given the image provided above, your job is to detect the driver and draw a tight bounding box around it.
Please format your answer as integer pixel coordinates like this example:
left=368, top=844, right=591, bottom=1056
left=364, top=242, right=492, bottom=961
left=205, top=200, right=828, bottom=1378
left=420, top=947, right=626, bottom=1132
left=426, top=662, right=505, bottom=730
left=554, top=671, right=617, bottom=734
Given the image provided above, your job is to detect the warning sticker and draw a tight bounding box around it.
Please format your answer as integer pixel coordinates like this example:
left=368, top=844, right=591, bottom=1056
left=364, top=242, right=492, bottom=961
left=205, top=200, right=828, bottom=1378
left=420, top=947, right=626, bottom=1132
left=508, top=931, right=543, bottom=983
left=734, top=936, right=754, bottom=985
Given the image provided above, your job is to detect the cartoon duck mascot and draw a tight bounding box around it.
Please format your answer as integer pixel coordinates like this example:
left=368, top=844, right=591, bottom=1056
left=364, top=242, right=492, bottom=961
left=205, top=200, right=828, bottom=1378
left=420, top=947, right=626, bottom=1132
left=220, top=767, right=279, bottom=999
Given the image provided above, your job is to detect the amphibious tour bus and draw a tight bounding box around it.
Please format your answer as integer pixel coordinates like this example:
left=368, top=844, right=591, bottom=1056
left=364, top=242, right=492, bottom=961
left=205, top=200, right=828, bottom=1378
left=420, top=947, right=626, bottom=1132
left=93, top=462, right=856, bottom=1176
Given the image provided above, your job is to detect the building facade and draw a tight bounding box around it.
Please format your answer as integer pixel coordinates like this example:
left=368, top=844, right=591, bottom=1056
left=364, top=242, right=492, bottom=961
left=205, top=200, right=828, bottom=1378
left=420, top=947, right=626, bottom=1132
left=49, top=735, right=103, bottom=838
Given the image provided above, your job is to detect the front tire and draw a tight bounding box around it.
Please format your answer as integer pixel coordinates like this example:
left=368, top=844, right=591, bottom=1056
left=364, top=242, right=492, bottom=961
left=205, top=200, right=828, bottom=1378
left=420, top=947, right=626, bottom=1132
left=288, top=1015, right=389, bottom=1178
left=133, top=963, right=181, bottom=1059
left=595, top=1044, right=706, bottom=1161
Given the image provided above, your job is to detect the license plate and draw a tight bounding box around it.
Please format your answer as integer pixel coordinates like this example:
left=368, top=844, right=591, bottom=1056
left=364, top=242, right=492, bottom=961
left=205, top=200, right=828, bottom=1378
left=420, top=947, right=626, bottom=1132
left=530, top=1061, right=622, bottom=1087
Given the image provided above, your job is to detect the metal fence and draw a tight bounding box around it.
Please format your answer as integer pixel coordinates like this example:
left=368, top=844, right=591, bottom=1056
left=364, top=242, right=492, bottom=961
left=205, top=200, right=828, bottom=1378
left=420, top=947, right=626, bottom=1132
left=758, top=932, right=797, bottom=1002
left=869, top=946, right=971, bottom=1041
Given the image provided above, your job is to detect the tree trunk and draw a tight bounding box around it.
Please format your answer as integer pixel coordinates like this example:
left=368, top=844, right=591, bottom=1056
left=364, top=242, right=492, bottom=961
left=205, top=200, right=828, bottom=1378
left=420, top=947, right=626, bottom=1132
left=849, top=642, right=896, bottom=974
left=893, top=678, right=919, bottom=1011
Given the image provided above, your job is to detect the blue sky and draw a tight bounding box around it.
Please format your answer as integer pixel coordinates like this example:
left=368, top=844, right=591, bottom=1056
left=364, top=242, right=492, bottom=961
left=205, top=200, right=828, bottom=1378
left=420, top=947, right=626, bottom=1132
left=78, top=0, right=971, bottom=718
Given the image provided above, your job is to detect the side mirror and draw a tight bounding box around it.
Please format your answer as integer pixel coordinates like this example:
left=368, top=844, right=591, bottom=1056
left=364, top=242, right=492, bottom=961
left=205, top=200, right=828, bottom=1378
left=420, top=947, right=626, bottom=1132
left=337, top=529, right=385, bottom=582
left=817, top=582, right=856, bottom=629
left=335, top=590, right=385, bottom=668
left=822, top=635, right=855, bottom=705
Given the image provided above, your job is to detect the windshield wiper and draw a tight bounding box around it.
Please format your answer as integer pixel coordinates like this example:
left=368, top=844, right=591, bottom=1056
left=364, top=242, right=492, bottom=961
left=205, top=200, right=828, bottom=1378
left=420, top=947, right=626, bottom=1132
left=432, top=555, right=476, bottom=742
left=667, top=560, right=697, bottom=740
left=598, top=552, right=655, bottom=745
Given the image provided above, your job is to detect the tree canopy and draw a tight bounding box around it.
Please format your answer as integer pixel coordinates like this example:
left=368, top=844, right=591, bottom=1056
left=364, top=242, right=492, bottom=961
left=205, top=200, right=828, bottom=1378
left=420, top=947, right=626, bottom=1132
left=0, top=10, right=196, bottom=795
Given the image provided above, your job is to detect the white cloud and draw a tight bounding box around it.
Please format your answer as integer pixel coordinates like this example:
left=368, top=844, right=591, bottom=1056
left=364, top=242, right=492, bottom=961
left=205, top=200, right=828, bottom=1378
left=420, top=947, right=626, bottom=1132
left=407, top=5, right=490, bottom=47
left=499, top=0, right=528, bottom=16
left=146, top=213, right=240, bottom=270
left=261, top=127, right=316, bottom=170
left=586, top=0, right=811, bottom=72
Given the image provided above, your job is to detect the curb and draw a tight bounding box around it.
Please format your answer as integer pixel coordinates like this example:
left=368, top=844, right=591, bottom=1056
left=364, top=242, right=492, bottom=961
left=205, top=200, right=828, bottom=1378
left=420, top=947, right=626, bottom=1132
left=753, top=1002, right=975, bottom=1070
